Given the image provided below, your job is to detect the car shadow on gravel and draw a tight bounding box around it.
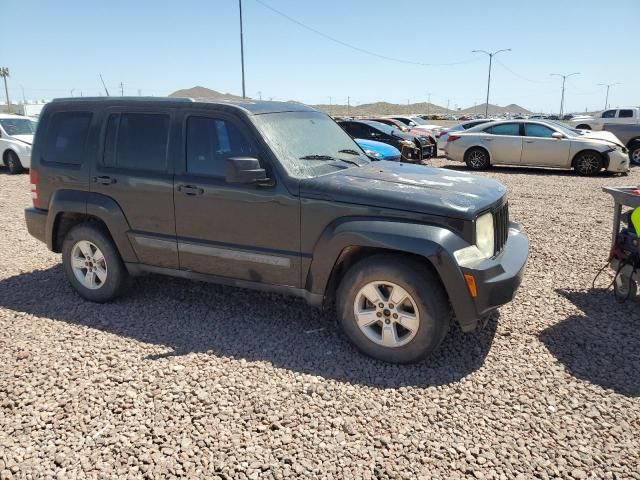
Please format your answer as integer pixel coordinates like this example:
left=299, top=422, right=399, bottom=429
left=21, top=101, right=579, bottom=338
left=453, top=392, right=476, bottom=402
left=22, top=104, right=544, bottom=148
left=0, top=265, right=498, bottom=389
left=540, top=288, right=640, bottom=397
left=440, top=164, right=614, bottom=177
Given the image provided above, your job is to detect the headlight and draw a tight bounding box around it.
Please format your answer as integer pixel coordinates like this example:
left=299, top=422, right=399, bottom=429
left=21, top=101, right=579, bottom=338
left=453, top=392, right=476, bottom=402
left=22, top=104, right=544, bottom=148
left=453, top=212, right=494, bottom=266
left=365, top=149, right=382, bottom=159
left=400, top=140, right=415, bottom=147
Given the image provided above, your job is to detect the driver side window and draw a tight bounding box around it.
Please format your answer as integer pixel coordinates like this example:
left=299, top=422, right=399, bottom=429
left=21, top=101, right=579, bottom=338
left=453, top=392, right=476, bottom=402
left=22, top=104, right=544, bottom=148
left=524, top=124, right=555, bottom=138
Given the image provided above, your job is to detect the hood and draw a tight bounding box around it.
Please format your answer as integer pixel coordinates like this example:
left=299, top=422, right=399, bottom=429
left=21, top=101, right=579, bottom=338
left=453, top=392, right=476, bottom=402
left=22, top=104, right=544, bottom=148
left=11, top=134, right=34, bottom=145
left=299, top=161, right=506, bottom=220
left=578, top=130, right=625, bottom=148
left=355, top=138, right=401, bottom=157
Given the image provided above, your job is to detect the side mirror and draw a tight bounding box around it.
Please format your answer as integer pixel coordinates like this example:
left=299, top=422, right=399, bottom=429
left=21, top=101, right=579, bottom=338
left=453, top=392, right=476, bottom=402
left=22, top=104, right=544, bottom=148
left=225, top=157, right=271, bottom=185
left=551, top=132, right=564, bottom=140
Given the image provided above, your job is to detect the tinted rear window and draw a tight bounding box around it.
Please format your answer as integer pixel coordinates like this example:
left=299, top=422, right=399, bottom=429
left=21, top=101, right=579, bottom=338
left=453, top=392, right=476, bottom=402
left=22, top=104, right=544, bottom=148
left=619, top=109, right=634, bottom=118
left=44, top=111, right=93, bottom=164
left=103, top=113, right=170, bottom=172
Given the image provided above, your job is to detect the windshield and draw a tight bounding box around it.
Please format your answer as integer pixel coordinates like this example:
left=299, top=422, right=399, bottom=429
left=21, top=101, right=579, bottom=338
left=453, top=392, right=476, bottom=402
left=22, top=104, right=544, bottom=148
left=541, top=120, right=581, bottom=136
left=362, top=120, right=403, bottom=136
left=252, top=111, right=370, bottom=179
left=408, top=116, right=428, bottom=125
left=0, top=118, right=35, bottom=136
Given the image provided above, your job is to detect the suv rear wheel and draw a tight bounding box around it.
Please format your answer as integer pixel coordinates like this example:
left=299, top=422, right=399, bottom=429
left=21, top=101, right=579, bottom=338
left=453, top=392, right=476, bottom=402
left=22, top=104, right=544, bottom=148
left=336, top=255, right=450, bottom=363
left=62, top=223, right=129, bottom=302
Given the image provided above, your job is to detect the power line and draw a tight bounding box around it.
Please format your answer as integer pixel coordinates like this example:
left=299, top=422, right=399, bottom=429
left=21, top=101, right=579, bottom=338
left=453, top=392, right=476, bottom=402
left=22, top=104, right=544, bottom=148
left=253, top=0, right=479, bottom=67
left=494, top=59, right=550, bottom=84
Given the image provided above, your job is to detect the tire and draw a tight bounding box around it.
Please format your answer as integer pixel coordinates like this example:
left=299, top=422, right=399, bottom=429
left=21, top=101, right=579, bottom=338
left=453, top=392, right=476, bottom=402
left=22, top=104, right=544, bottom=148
left=62, top=223, right=129, bottom=302
left=573, top=150, right=603, bottom=176
left=575, top=124, right=591, bottom=130
left=464, top=147, right=490, bottom=170
left=336, top=255, right=450, bottom=363
left=629, top=142, right=640, bottom=166
left=5, top=151, right=23, bottom=174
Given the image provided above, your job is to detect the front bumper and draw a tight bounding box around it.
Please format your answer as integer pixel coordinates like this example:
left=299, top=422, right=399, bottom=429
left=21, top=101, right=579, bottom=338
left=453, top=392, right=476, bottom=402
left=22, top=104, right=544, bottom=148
left=25, top=207, right=48, bottom=244
left=454, top=224, right=529, bottom=331
left=605, top=149, right=630, bottom=173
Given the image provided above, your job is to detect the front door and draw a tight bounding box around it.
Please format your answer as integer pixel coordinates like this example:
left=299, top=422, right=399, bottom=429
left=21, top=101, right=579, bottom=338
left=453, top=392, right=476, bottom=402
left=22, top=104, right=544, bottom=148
left=521, top=123, right=571, bottom=167
left=91, top=108, right=179, bottom=268
left=173, top=111, right=300, bottom=287
left=482, top=122, right=523, bottom=164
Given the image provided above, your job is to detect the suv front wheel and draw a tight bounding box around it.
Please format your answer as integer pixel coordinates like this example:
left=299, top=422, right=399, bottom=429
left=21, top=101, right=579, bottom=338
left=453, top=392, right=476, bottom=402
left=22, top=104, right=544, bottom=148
left=62, top=223, right=129, bottom=302
left=336, top=255, right=450, bottom=363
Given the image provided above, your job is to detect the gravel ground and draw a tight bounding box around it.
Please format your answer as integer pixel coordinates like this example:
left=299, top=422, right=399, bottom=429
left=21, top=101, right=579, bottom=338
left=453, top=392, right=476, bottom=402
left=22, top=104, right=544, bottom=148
left=0, top=160, right=639, bottom=479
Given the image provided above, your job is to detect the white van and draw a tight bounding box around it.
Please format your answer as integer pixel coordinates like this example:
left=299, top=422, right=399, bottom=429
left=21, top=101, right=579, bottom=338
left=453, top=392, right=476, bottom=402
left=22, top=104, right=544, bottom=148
left=0, top=113, right=35, bottom=173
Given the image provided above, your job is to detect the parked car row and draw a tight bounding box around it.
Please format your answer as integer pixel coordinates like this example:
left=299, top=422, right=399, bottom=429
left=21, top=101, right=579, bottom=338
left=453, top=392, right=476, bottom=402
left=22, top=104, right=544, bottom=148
left=444, top=119, right=630, bottom=176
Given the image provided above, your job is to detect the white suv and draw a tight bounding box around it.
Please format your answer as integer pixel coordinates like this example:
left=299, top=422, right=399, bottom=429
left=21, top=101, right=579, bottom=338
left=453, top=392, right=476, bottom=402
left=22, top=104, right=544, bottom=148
left=0, top=114, right=35, bottom=174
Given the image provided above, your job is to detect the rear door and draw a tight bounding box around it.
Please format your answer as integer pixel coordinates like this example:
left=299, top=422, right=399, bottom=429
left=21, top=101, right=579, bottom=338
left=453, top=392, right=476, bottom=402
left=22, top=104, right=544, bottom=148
left=481, top=122, right=523, bottom=164
left=521, top=123, right=571, bottom=167
left=173, top=109, right=300, bottom=287
left=91, top=108, right=178, bottom=268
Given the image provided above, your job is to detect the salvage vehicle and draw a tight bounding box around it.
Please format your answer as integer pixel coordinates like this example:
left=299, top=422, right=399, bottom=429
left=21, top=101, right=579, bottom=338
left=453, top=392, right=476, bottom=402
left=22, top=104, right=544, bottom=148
left=25, top=98, right=528, bottom=363
left=337, top=119, right=430, bottom=162
left=569, top=107, right=640, bottom=131
left=445, top=119, right=629, bottom=176
left=437, top=119, right=493, bottom=152
left=366, top=117, right=437, bottom=156
left=0, top=113, right=35, bottom=174
left=354, top=138, right=401, bottom=161
left=602, top=124, right=640, bottom=164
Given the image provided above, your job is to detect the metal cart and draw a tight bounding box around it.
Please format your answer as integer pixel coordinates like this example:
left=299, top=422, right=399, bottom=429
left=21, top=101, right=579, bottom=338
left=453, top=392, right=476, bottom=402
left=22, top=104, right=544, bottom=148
left=602, top=186, right=640, bottom=298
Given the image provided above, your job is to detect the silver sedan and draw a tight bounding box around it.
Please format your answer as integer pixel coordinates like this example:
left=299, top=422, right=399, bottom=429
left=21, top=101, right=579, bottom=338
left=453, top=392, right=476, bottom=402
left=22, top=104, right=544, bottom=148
left=444, top=120, right=629, bottom=176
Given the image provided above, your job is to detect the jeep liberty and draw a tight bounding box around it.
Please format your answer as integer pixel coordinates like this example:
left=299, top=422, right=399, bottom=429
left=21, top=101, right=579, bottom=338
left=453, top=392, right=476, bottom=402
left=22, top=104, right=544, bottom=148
left=25, top=98, right=529, bottom=363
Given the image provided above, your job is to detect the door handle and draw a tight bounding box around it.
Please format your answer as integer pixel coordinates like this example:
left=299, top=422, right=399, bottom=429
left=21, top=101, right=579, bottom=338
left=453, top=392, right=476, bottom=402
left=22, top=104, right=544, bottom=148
left=92, top=176, right=116, bottom=185
left=525, top=140, right=535, bottom=143
left=482, top=138, right=493, bottom=141
left=178, top=185, right=204, bottom=196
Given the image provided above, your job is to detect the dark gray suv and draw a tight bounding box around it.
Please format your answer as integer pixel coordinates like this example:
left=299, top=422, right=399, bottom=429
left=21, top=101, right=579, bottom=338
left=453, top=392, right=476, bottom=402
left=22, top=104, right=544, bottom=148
left=25, top=97, right=528, bottom=363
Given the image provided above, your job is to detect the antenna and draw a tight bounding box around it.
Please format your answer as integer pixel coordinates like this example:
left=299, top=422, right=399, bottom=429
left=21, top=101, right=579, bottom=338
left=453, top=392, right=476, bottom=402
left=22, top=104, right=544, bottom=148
left=99, top=74, right=110, bottom=96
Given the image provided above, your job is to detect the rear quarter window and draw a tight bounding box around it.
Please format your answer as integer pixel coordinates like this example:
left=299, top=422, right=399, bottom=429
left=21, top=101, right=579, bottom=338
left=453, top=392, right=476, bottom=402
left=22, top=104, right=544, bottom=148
left=43, top=111, right=93, bottom=165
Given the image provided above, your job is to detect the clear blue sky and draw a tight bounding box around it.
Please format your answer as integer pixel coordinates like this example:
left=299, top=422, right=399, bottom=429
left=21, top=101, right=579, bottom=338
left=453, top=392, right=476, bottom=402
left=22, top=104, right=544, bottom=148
left=2, top=0, right=638, bottom=113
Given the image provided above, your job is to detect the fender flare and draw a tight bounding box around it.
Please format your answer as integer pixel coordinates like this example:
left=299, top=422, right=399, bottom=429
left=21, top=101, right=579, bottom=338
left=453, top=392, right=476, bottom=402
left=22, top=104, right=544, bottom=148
left=305, top=217, right=476, bottom=321
left=46, top=189, right=138, bottom=262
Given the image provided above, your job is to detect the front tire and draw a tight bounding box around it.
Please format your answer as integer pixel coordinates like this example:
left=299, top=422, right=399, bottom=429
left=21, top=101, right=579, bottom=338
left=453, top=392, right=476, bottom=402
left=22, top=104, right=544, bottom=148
left=464, top=147, right=490, bottom=170
left=62, top=223, right=129, bottom=302
left=5, top=151, right=23, bottom=174
left=574, top=151, right=603, bottom=176
left=336, top=255, right=450, bottom=363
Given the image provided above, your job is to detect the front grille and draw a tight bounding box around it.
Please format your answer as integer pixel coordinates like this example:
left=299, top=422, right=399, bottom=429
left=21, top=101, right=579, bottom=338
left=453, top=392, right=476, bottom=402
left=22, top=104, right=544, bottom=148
left=494, top=202, right=509, bottom=254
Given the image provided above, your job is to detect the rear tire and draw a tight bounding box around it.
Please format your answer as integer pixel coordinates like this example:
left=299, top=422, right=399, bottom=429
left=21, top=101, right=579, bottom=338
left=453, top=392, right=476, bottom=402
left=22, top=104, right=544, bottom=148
left=62, top=223, right=129, bottom=302
left=336, top=255, right=450, bottom=363
left=574, top=150, right=603, bottom=176
left=464, top=147, right=490, bottom=170
left=5, top=151, right=23, bottom=174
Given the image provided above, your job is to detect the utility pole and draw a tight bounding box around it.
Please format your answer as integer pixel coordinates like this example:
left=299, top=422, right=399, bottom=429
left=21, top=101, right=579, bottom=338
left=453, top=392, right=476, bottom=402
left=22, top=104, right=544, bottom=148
left=239, top=0, right=246, bottom=98
left=550, top=72, right=580, bottom=119
left=472, top=48, right=511, bottom=118
left=407, top=99, right=410, bottom=115
left=446, top=98, right=450, bottom=115
left=99, top=74, right=110, bottom=96
left=119, top=82, right=124, bottom=96
left=71, top=89, right=75, bottom=97
left=21, top=85, right=26, bottom=104
left=1, top=67, right=11, bottom=111
left=347, top=96, right=350, bottom=116
left=597, top=82, right=620, bottom=110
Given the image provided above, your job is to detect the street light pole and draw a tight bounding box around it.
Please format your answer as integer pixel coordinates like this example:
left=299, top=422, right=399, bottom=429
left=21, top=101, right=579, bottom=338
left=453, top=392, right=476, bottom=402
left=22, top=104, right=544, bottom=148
left=239, top=0, right=246, bottom=99
left=550, top=72, right=580, bottom=119
left=472, top=49, right=511, bottom=118
left=597, top=82, right=620, bottom=110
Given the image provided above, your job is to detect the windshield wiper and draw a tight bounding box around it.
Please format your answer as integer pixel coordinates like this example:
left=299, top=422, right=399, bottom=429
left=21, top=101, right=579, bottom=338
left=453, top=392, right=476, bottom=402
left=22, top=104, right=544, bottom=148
left=338, top=149, right=361, bottom=155
left=335, top=157, right=361, bottom=167
left=299, top=154, right=336, bottom=161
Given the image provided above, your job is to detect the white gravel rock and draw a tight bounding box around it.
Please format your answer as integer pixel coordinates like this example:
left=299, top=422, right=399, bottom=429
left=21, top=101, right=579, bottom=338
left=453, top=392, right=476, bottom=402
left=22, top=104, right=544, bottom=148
left=0, top=161, right=639, bottom=478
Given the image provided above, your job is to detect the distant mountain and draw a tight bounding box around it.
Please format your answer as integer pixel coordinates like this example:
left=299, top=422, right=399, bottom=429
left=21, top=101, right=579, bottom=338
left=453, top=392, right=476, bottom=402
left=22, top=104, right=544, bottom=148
left=168, top=86, right=533, bottom=116
left=168, top=86, right=244, bottom=101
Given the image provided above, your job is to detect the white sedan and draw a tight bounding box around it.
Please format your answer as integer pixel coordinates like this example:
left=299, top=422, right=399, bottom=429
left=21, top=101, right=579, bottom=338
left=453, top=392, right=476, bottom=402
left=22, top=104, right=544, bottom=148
left=444, top=119, right=629, bottom=176
left=0, top=114, right=35, bottom=174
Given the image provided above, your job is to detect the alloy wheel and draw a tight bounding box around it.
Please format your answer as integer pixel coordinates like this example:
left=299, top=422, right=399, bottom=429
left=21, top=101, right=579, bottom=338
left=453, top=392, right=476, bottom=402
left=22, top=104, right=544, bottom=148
left=577, top=153, right=600, bottom=175
left=631, top=149, right=640, bottom=165
left=468, top=150, right=487, bottom=168
left=71, top=240, right=108, bottom=290
left=353, top=281, right=420, bottom=348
